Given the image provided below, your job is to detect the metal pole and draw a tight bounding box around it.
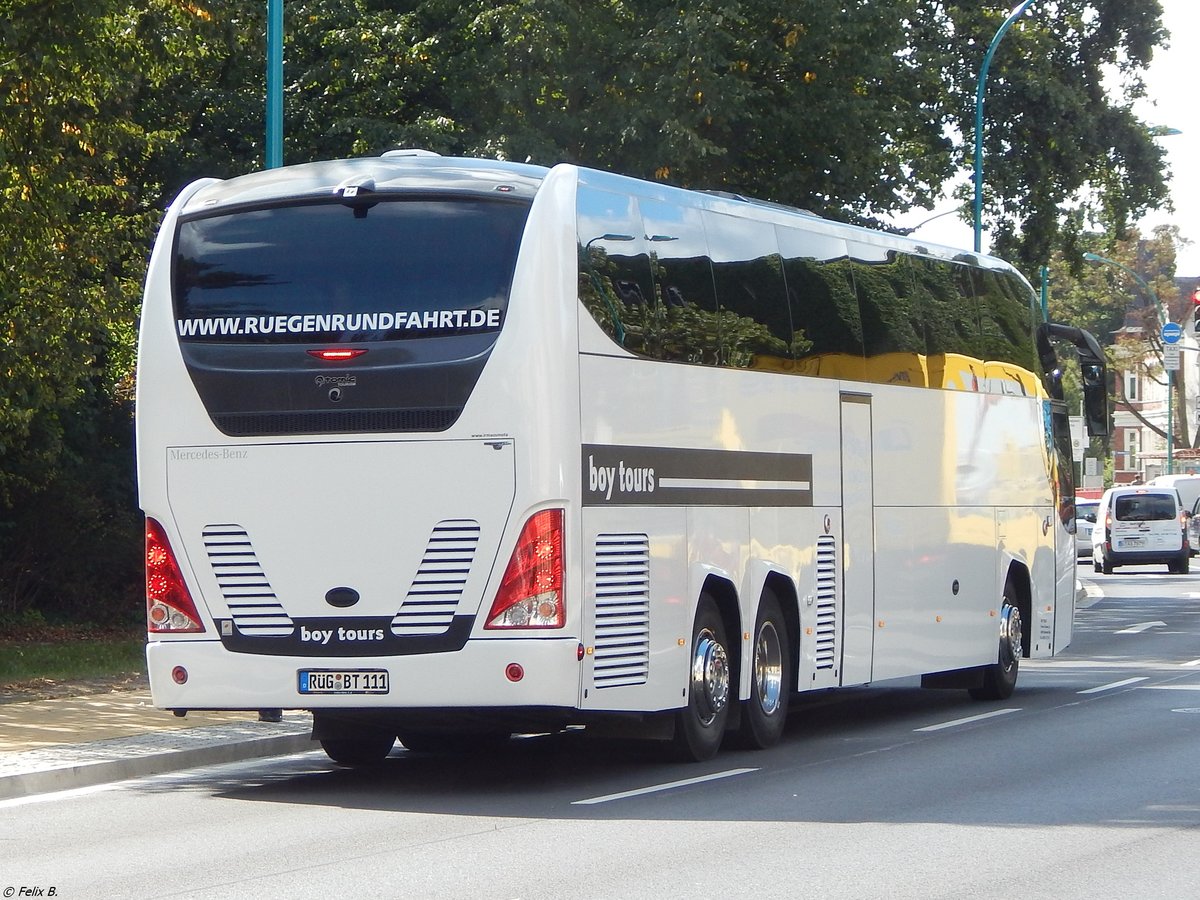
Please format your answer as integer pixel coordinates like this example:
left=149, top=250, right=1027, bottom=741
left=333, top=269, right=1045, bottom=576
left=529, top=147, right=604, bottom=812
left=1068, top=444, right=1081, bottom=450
left=974, top=1, right=1038, bottom=253
left=1168, top=370, right=1175, bottom=474
left=266, top=0, right=283, bottom=169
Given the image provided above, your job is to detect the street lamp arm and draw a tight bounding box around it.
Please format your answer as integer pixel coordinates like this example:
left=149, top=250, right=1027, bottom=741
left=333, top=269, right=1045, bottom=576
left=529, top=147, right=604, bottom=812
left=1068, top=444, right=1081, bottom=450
left=974, top=0, right=1038, bottom=253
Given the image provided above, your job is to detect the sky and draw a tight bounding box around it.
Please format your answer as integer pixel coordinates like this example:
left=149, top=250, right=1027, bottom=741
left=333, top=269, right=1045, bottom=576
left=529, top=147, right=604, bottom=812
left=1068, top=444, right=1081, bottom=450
left=889, top=0, right=1200, bottom=276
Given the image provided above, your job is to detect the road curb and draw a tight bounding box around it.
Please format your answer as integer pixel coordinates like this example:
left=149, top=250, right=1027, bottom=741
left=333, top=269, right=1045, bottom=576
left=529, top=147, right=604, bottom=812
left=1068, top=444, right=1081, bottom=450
left=0, top=722, right=314, bottom=802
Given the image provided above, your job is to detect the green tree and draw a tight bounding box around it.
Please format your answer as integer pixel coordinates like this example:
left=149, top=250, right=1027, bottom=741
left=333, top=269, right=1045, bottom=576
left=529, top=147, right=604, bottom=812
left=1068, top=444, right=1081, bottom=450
left=266, top=1, right=1170, bottom=274
left=938, top=1, right=1170, bottom=270
left=0, top=0, right=212, bottom=622
left=1, top=0, right=153, bottom=502
left=1048, top=226, right=1186, bottom=449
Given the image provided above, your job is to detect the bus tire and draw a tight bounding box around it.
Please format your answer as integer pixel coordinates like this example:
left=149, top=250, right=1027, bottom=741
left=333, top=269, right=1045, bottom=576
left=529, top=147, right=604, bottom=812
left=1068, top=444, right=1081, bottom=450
left=969, top=586, right=1021, bottom=701
left=672, top=594, right=731, bottom=762
left=319, top=732, right=396, bottom=766
left=732, top=593, right=790, bottom=750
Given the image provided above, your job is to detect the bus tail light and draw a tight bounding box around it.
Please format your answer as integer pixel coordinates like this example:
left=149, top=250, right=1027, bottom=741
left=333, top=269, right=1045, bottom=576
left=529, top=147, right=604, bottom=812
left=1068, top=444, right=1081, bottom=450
left=485, top=509, right=564, bottom=629
left=145, top=518, right=205, bottom=633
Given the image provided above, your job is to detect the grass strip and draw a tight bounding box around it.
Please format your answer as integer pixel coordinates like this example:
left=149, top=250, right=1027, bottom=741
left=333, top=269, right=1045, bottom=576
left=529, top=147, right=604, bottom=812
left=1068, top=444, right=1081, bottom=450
left=0, top=638, right=146, bottom=685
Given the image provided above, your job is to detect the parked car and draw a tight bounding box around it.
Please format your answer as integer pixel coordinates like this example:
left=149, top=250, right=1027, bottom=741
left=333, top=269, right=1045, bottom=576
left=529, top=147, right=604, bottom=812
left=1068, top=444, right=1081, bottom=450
left=1188, top=496, right=1200, bottom=555
left=1075, top=498, right=1099, bottom=557
left=1092, top=486, right=1189, bottom=574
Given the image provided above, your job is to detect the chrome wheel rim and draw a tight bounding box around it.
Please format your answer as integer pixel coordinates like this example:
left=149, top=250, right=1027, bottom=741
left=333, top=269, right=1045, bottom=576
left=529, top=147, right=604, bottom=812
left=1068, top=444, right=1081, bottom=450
left=690, top=627, right=729, bottom=726
left=1000, top=604, right=1022, bottom=671
left=754, top=620, right=784, bottom=715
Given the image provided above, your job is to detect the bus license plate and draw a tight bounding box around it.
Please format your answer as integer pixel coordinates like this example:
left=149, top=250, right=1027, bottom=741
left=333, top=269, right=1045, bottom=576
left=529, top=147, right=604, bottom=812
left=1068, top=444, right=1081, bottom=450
left=298, top=669, right=389, bottom=695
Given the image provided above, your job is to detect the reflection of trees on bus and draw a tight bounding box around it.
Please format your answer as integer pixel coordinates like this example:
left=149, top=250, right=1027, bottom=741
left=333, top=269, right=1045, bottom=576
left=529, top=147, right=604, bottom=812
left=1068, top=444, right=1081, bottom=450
left=579, top=191, right=1040, bottom=396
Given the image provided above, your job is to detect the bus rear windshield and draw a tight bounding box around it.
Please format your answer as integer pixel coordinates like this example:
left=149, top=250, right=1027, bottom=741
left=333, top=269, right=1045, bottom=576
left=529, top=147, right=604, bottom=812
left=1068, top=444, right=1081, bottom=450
left=173, top=197, right=530, bottom=343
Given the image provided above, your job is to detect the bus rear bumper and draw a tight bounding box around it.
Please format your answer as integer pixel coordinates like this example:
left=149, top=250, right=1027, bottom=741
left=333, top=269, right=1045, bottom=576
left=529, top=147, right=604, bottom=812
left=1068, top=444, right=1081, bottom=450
left=146, top=637, right=584, bottom=711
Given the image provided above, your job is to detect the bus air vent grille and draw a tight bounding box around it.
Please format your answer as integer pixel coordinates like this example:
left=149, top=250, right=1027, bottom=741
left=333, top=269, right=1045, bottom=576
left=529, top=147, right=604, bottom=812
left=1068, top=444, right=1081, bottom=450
left=592, top=533, right=650, bottom=688
left=212, top=407, right=462, bottom=437
left=815, top=534, right=838, bottom=670
left=203, top=524, right=295, bottom=637
left=391, top=519, right=481, bottom=636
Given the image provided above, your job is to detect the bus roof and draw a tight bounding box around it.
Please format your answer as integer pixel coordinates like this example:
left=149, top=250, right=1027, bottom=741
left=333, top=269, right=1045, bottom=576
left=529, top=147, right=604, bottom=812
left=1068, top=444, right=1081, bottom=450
left=178, top=151, right=1025, bottom=283
left=179, top=153, right=549, bottom=217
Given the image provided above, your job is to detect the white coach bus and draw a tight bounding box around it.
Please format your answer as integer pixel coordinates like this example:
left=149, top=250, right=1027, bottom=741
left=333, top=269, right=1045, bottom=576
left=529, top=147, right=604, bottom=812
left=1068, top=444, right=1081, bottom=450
left=137, top=152, right=1109, bottom=764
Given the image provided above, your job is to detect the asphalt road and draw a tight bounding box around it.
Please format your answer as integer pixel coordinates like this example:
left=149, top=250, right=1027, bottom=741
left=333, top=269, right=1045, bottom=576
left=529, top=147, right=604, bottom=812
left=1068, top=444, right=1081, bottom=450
left=2, top=566, right=1198, bottom=899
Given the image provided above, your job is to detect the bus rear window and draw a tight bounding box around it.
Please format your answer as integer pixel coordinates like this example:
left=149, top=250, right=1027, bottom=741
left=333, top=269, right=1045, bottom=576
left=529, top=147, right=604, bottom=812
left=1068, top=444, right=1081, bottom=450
left=173, top=197, right=530, bottom=343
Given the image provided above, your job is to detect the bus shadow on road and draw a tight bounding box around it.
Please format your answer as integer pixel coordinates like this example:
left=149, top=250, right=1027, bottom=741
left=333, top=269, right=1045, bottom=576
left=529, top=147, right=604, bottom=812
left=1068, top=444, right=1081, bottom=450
left=126, top=679, right=1200, bottom=831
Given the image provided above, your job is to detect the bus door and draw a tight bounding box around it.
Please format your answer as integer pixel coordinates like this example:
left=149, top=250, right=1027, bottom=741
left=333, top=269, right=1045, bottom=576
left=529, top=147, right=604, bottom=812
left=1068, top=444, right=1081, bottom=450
left=840, top=392, right=875, bottom=685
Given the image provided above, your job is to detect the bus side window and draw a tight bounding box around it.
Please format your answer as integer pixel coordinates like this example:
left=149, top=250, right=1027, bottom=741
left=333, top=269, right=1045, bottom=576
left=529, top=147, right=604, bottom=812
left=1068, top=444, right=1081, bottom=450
left=639, top=198, right=719, bottom=365
left=974, top=268, right=1038, bottom=370
left=847, top=242, right=927, bottom=387
left=577, top=185, right=656, bottom=353
left=703, top=210, right=791, bottom=370
left=910, top=257, right=984, bottom=360
left=776, top=227, right=866, bottom=380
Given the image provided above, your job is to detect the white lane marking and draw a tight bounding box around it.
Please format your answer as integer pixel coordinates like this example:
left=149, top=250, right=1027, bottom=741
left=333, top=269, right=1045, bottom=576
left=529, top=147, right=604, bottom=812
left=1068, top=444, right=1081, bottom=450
left=1077, top=677, right=1148, bottom=694
left=1116, top=621, right=1167, bottom=634
left=1142, top=684, right=1200, bottom=691
left=1182, top=659, right=1200, bottom=667
left=572, top=767, right=759, bottom=805
left=914, top=708, right=1020, bottom=733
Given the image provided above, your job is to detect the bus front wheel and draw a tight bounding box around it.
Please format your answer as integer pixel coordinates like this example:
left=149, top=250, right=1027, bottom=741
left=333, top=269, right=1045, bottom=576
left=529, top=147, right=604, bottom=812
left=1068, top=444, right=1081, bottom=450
left=969, top=588, right=1021, bottom=701
left=672, top=595, right=731, bottom=762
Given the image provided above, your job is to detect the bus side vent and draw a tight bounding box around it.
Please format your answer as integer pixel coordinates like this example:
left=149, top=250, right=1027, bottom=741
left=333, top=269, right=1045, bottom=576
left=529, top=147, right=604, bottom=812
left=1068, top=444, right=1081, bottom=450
left=213, top=407, right=461, bottom=437
left=391, top=519, right=481, bottom=636
left=815, top=535, right=838, bottom=670
left=204, top=524, right=295, bottom=636
left=592, top=533, right=650, bottom=688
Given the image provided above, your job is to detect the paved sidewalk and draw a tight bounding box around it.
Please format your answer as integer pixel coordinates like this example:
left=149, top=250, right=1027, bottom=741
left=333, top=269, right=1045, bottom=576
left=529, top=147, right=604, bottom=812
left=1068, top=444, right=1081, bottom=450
left=0, top=689, right=313, bottom=801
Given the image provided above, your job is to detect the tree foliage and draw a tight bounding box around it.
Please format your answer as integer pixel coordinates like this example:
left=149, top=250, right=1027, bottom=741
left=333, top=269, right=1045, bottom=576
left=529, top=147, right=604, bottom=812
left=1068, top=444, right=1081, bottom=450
left=940, top=1, right=1170, bottom=269
left=267, top=0, right=1169, bottom=272
left=0, top=0, right=1177, bottom=624
left=1047, top=225, right=1187, bottom=449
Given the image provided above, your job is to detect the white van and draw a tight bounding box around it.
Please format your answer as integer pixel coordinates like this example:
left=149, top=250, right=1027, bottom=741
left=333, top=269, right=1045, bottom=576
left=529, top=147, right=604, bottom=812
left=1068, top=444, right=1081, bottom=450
left=1092, top=486, right=1189, bottom=574
left=1146, top=474, right=1200, bottom=513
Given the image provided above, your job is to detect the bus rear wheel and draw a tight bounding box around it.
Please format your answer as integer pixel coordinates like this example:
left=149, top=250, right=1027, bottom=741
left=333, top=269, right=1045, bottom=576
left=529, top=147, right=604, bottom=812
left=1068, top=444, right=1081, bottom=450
left=731, top=594, right=790, bottom=750
left=319, top=732, right=396, bottom=766
left=671, top=595, right=731, bottom=762
left=969, top=587, right=1021, bottom=701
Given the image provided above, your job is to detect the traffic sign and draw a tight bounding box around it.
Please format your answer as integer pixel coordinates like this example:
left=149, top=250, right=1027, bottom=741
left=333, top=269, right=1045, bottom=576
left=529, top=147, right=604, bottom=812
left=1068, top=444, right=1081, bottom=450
left=1165, top=344, right=1181, bottom=370
left=1163, top=322, right=1183, bottom=344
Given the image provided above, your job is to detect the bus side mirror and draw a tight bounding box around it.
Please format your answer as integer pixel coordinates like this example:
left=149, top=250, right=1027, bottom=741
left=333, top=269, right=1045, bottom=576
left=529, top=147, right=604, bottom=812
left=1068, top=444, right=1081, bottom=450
left=1081, top=361, right=1109, bottom=438
left=1037, top=323, right=1109, bottom=438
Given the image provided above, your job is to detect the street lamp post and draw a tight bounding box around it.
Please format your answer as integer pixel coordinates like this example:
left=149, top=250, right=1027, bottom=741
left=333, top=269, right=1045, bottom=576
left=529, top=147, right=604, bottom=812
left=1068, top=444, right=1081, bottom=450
left=974, top=0, right=1038, bottom=253
left=266, top=0, right=283, bottom=169
left=1083, top=252, right=1173, bottom=474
